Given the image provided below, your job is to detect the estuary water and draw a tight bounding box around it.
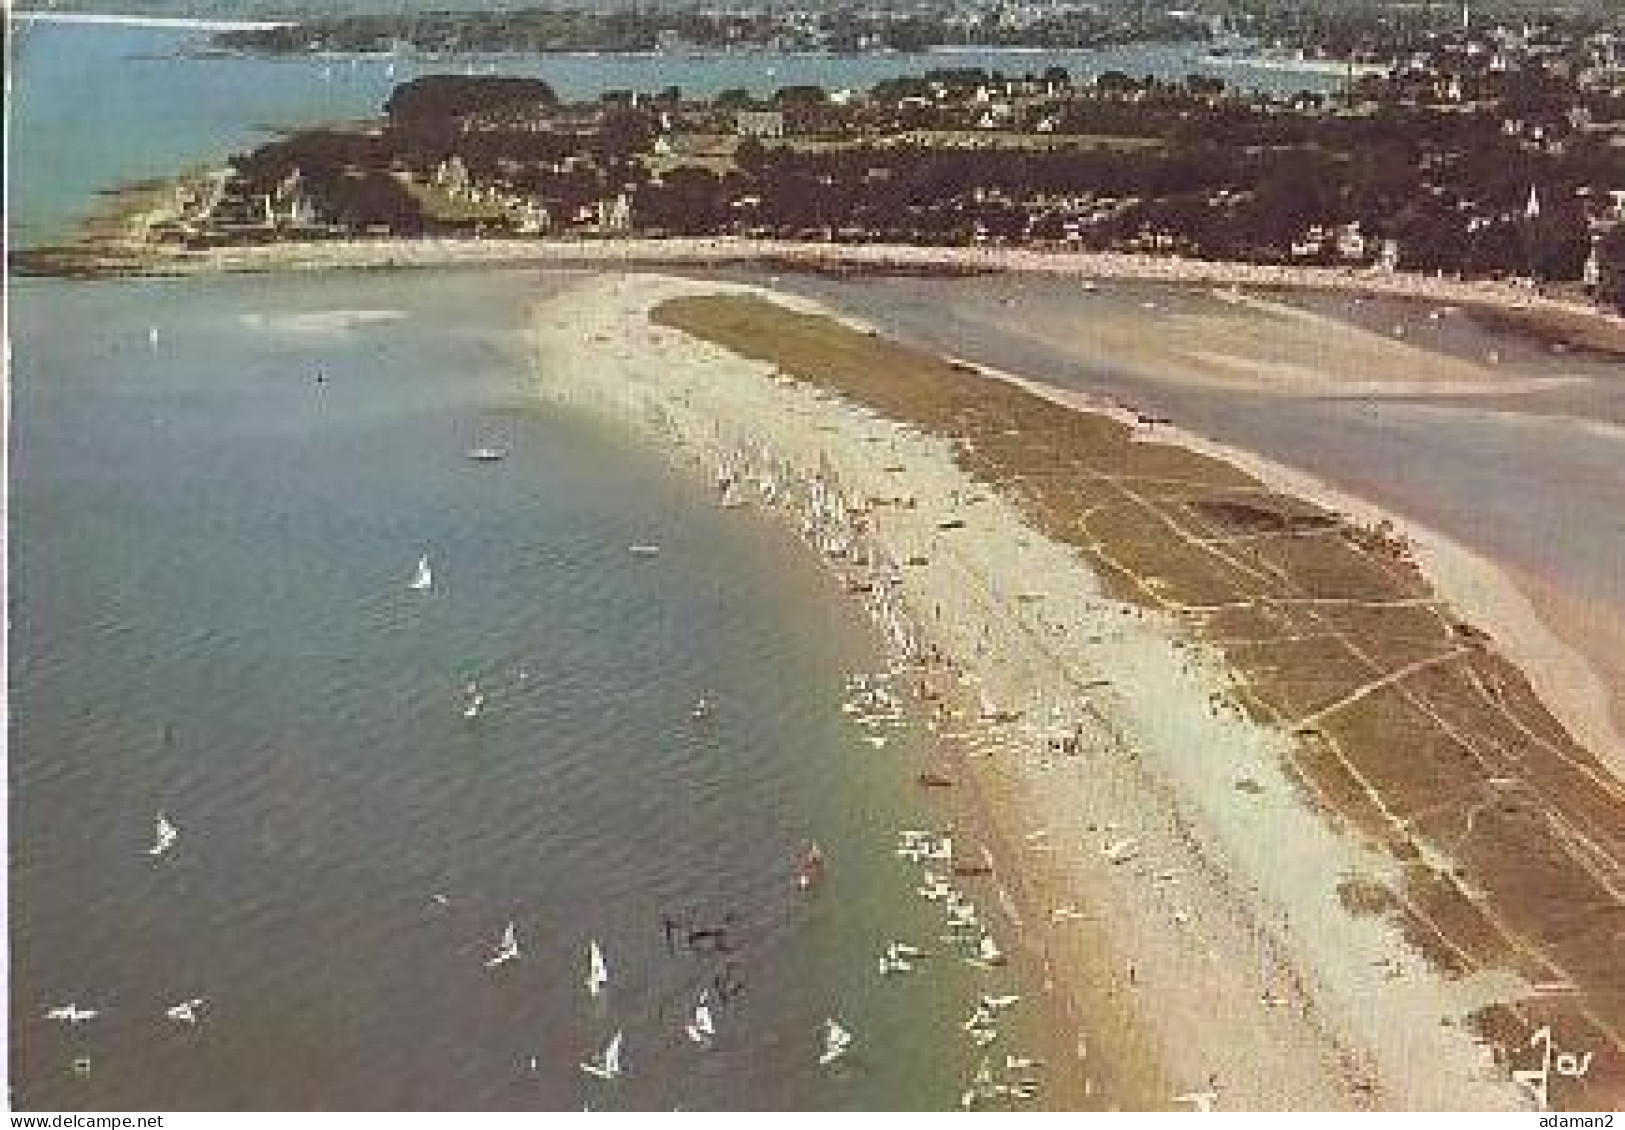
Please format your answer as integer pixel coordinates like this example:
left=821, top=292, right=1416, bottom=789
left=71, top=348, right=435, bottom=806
left=10, top=269, right=1055, bottom=1109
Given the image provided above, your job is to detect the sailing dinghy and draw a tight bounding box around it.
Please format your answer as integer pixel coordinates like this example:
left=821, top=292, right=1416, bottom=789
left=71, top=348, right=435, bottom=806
left=149, top=813, right=178, bottom=857
left=409, top=554, right=433, bottom=592
left=580, top=1031, right=624, bottom=1079
left=485, top=921, right=519, bottom=968
left=819, top=1017, right=852, bottom=1065
left=684, top=992, right=715, bottom=1046
left=586, top=940, right=608, bottom=998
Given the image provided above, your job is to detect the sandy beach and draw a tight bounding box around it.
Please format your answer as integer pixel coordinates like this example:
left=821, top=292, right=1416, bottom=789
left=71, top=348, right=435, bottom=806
left=529, top=271, right=1625, bottom=1110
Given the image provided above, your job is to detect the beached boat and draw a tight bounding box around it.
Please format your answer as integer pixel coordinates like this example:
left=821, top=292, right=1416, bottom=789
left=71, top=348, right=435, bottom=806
left=580, top=1031, right=624, bottom=1079
left=818, top=1018, right=852, bottom=1065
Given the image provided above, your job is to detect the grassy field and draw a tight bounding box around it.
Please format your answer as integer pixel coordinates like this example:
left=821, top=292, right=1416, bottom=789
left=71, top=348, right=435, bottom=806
left=654, top=294, right=1625, bottom=1108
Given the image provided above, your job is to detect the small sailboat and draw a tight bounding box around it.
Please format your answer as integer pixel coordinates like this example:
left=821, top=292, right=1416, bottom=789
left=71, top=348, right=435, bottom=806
left=580, top=1030, right=624, bottom=1079
left=149, top=812, right=178, bottom=857
left=586, top=940, right=608, bottom=998
left=462, top=682, right=485, bottom=720
left=796, top=842, right=826, bottom=890
left=819, top=1017, right=852, bottom=1066
left=165, top=998, right=204, bottom=1024
left=44, top=1004, right=98, bottom=1024
left=963, top=1005, right=995, bottom=1033
left=972, top=933, right=1005, bottom=967
left=409, top=554, right=433, bottom=592
left=485, top=921, right=519, bottom=968
left=878, top=948, right=914, bottom=976
left=683, top=992, right=715, bottom=1046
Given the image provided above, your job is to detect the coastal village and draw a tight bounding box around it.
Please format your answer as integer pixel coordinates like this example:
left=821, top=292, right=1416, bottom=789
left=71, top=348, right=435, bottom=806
left=84, top=8, right=1623, bottom=312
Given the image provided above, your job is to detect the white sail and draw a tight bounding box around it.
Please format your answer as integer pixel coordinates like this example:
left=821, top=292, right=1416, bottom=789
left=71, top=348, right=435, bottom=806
left=409, top=554, right=433, bottom=591
left=580, top=1030, right=624, bottom=1079
left=165, top=998, right=204, bottom=1024
left=149, top=813, right=178, bottom=857
left=485, top=921, right=519, bottom=968
left=586, top=940, right=608, bottom=997
left=976, top=934, right=1004, bottom=966
left=44, top=1004, right=98, bottom=1024
left=684, top=998, right=715, bottom=1045
left=819, top=1018, right=852, bottom=1065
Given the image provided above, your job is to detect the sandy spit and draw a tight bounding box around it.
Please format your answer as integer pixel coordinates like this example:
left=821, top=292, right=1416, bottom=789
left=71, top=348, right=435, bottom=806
left=529, top=272, right=1532, bottom=1111
left=923, top=360, right=1625, bottom=777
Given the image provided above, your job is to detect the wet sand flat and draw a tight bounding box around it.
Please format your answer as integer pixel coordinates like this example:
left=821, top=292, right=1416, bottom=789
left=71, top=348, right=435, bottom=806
left=762, top=274, right=1625, bottom=767
left=649, top=287, right=1625, bottom=1110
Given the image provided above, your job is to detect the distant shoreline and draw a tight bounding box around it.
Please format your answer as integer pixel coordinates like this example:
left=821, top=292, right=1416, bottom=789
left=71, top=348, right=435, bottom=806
left=10, top=10, right=290, bottom=32
left=25, top=234, right=1620, bottom=356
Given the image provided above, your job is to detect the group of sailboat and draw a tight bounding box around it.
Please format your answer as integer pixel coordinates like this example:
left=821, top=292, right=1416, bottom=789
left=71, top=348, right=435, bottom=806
left=579, top=939, right=628, bottom=1079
